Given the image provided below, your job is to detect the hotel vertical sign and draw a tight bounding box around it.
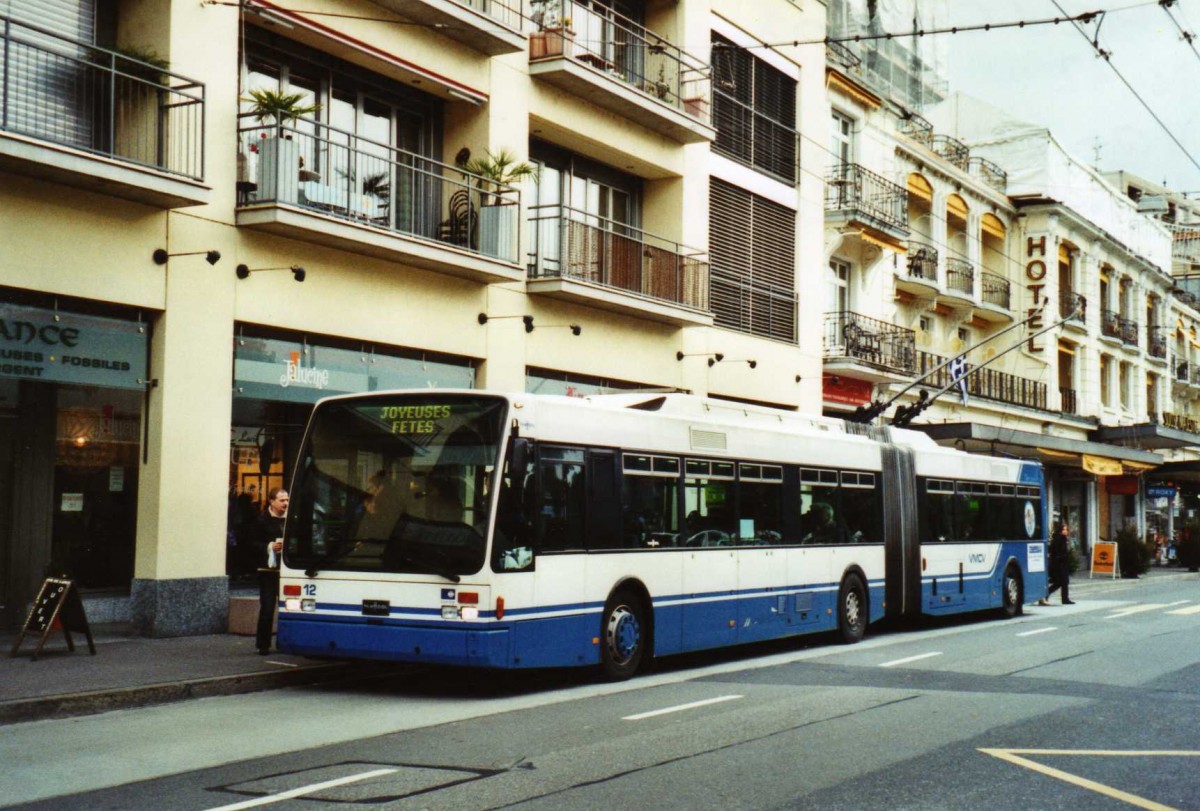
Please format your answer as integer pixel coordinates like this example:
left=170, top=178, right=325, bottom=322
left=1025, top=235, right=1047, bottom=352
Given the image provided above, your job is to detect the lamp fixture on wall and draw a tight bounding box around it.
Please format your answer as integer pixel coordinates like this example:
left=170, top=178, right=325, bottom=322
left=478, top=313, right=534, bottom=333
left=236, top=264, right=306, bottom=282
left=721, top=358, right=758, bottom=369
left=152, top=248, right=221, bottom=265
left=677, top=351, right=724, bottom=367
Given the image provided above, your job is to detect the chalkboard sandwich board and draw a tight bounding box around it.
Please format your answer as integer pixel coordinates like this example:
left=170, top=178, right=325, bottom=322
left=9, top=577, right=96, bottom=661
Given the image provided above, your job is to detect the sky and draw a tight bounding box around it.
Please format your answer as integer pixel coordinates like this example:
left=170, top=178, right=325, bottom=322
left=942, top=0, right=1200, bottom=198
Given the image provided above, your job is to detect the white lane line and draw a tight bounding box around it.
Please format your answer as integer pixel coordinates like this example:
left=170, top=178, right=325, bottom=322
left=1164, top=600, right=1191, bottom=607
left=1167, top=604, right=1200, bottom=616
left=1105, top=604, right=1167, bottom=619
left=623, top=695, right=743, bottom=721
left=203, top=768, right=398, bottom=811
left=879, top=652, right=942, bottom=668
left=265, top=660, right=299, bottom=668
left=1016, top=627, right=1058, bottom=637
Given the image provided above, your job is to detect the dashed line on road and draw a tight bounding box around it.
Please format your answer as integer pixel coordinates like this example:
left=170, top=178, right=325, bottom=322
left=1104, top=604, right=1168, bottom=620
left=879, top=652, right=942, bottom=668
left=265, top=661, right=299, bottom=668
left=202, top=768, right=398, bottom=811
left=623, top=694, right=743, bottom=721
left=1016, top=627, right=1058, bottom=637
left=1166, top=604, right=1200, bottom=616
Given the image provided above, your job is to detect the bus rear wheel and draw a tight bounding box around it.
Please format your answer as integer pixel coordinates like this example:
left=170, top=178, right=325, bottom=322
left=1000, top=564, right=1023, bottom=618
left=601, top=590, right=646, bottom=681
left=837, top=574, right=867, bottom=644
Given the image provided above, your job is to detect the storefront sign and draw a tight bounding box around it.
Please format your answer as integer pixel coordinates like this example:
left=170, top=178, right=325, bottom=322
left=60, top=493, right=83, bottom=512
left=1082, top=454, right=1123, bottom=476
left=1105, top=474, right=1140, bottom=495
left=1146, top=485, right=1176, bottom=500
left=822, top=374, right=874, bottom=406
left=233, top=335, right=475, bottom=404
left=1025, top=235, right=1047, bottom=353
left=1091, top=541, right=1119, bottom=578
left=0, top=303, right=146, bottom=390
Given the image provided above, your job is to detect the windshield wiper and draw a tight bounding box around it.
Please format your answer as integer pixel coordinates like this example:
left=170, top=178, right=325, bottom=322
left=390, top=549, right=461, bottom=583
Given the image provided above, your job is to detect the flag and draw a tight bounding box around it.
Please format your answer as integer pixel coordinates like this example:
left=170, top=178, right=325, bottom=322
left=949, top=355, right=969, bottom=406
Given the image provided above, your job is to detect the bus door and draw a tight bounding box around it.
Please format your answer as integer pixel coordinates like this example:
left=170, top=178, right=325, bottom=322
left=881, top=444, right=920, bottom=620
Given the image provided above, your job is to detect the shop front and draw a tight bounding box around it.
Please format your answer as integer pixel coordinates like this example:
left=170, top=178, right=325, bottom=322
left=0, top=299, right=147, bottom=628
left=227, top=327, right=475, bottom=577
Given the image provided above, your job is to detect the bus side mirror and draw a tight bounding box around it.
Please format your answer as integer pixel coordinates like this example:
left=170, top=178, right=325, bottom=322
left=507, top=436, right=530, bottom=483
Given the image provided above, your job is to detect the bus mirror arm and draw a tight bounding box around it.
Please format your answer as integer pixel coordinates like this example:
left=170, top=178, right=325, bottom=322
left=507, top=436, right=530, bottom=482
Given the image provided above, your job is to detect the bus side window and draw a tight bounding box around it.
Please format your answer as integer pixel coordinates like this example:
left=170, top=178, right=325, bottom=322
left=954, top=482, right=985, bottom=541
left=840, top=471, right=879, bottom=543
left=924, top=480, right=954, bottom=542
left=684, top=460, right=736, bottom=546
left=620, top=454, right=680, bottom=549
left=737, top=464, right=783, bottom=546
left=799, top=468, right=840, bottom=545
left=537, top=446, right=586, bottom=552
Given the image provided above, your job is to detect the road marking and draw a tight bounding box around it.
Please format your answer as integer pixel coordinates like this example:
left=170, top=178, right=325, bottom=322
left=1105, top=604, right=1168, bottom=619
left=1016, top=627, right=1057, bottom=637
left=879, top=652, right=942, bottom=668
left=981, top=749, right=1200, bottom=811
left=1166, top=604, right=1200, bottom=616
left=1164, top=600, right=1191, bottom=607
left=623, top=695, right=743, bottom=721
left=202, top=768, right=398, bottom=811
left=265, top=660, right=299, bottom=668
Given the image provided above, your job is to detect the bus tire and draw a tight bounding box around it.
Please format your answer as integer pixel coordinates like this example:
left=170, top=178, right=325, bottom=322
left=600, top=590, right=646, bottom=681
left=837, top=573, right=867, bottom=644
left=1000, top=564, right=1023, bottom=618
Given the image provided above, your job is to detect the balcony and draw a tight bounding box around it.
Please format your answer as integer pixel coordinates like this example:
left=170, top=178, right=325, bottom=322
left=1172, top=286, right=1200, bottom=313
left=915, top=351, right=1047, bottom=411
left=968, top=156, right=1007, bottom=193
left=1119, top=316, right=1139, bottom=347
left=977, top=271, right=1014, bottom=322
left=826, top=163, right=909, bottom=244
left=1148, top=325, right=1168, bottom=361
left=824, top=311, right=916, bottom=382
left=710, top=266, right=797, bottom=343
left=526, top=204, right=711, bottom=325
left=825, top=40, right=861, bottom=71
left=1060, top=386, right=1077, bottom=415
left=897, top=240, right=938, bottom=297
left=930, top=134, right=969, bottom=171
left=899, top=113, right=933, bottom=147
left=1060, top=291, right=1087, bottom=328
left=0, top=15, right=208, bottom=208
left=371, top=0, right=526, bottom=55
left=235, top=117, right=524, bottom=284
left=943, top=258, right=974, bottom=304
left=1171, top=356, right=1200, bottom=388
left=1100, top=308, right=1122, bottom=342
left=1166, top=221, right=1200, bottom=265
left=528, top=0, right=714, bottom=144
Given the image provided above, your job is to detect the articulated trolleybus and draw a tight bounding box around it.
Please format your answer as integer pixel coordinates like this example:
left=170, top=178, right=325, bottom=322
left=277, top=391, right=1047, bottom=679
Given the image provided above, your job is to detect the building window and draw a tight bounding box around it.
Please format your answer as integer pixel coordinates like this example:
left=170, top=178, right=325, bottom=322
left=1100, top=354, right=1112, bottom=408
left=1119, top=361, right=1131, bottom=410
left=831, top=110, right=853, bottom=167
left=711, top=33, right=797, bottom=182
left=709, top=178, right=797, bottom=341
left=828, top=259, right=850, bottom=314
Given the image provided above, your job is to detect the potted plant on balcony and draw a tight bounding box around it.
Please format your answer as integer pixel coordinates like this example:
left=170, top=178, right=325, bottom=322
left=244, top=88, right=320, bottom=205
left=530, top=0, right=574, bottom=59
left=459, top=148, right=537, bottom=261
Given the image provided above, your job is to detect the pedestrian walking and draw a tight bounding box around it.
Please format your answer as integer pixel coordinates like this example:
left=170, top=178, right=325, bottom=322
left=1038, top=519, right=1074, bottom=606
left=252, top=487, right=288, bottom=654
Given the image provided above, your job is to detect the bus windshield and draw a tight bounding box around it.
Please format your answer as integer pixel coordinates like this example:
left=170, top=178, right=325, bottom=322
left=286, top=394, right=507, bottom=579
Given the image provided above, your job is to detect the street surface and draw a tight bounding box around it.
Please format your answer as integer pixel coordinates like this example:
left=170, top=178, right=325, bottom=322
left=4, top=574, right=1199, bottom=810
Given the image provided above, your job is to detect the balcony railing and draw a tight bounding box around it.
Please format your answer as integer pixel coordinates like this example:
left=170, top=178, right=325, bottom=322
left=899, top=113, right=933, bottom=147
left=1060, top=291, right=1087, bottom=323
left=530, top=0, right=710, bottom=123
left=981, top=271, right=1011, bottom=310
left=1101, top=308, right=1122, bottom=340
left=904, top=241, right=938, bottom=282
left=1118, top=315, right=1139, bottom=347
left=945, top=258, right=974, bottom=295
left=710, top=266, right=797, bottom=343
left=1149, top=325, right=1168, bottom=359
left=968, top=156, right=1007, bottom=192
left=826, top=163, right=908, bottom=235
left=1163, top=411, right=1200, bottom=433
left=527, top=204, right=708, bottom=311
left=916, top=351, right=1047, bottom=410
left=1172, top=286, right=1200, bottom=311
left=1060, top=387, right=1077, bottom=415
left=1, top=14, right=205, bottom=180
left=930, top=134, right=969, bottom=171
left=1172, top=356, right=1192, bottom=384
left=823, top=311, right=916, bottom=374
left=825, top=40, right=861, bottom=70
left=457, top=0, right=523, bottom=29
left=1165, top=221, right=1200, bottom=265
left=238, top=116, right=520, bottom=262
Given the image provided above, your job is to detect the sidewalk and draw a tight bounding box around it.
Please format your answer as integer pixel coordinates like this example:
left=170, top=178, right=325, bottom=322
left=1, top=566, right=1195, bottom=727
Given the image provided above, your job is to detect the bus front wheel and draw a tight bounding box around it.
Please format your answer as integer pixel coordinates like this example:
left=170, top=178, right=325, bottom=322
left=601, top=590, right=646, bottom=681
left=1000, top=564, right=1023, bottom=618
left=837, top=574, right=867, bottom=644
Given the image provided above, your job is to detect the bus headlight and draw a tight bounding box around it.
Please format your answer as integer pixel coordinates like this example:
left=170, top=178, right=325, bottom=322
left=441, top=606, right=458, bottom=620
left=285, top=598, right=302, bottom=612
left=459, top=606, right=479, bottom=620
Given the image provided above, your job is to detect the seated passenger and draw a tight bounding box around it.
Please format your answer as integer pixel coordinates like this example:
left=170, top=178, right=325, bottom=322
left=803, top=502, right=840, bottom=544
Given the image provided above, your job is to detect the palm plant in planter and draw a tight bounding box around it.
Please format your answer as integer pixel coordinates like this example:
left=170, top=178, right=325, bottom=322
left=244, top=88, right=321, bottom=205
left=458, top=149, right=537, bottom=261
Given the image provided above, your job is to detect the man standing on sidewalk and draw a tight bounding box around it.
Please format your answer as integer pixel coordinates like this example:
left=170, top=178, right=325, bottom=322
left=252, top=488, right=288, bottom=654
left=1039, top=519, right=1075, bottom=606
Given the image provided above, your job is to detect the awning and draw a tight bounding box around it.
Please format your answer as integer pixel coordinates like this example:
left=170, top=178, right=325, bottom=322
left=1091, top=421, right=1200, bottom=451
left=916, top=423, right=1163, bottom=470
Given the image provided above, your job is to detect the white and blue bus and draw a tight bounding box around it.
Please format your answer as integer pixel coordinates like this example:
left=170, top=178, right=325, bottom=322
left=277, top=391, right=1047, bottom=679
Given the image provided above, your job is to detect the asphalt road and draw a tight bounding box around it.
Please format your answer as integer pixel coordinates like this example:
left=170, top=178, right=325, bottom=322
left=5, top=574, right=1199, bottom=810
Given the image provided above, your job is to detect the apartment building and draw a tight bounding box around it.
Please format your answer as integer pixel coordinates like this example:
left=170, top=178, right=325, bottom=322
left=0, top=0, right=825, bottom=633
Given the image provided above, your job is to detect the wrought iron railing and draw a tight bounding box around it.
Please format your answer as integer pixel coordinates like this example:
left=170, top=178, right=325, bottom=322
left=915, top=351, right=1047, bottom=410
left=529, top=0, right=710, bottom=124
left=945, top=258, right=974, bottom=295
left=238, top=115, right=520, bottom=262
left=1060, top=387, right=1077, bottom=415
left=930, top=134, right=969, bottom=170
left=710, top=265, right=797, bottom=343
left=904, top=240, right=937, bottom=282
left=527, top=203, right=709, bottom=311
left=1060, top=291, right=1087, bottom=323
left=899, top=112, right=933, bottom=147
left=1163, top=411, right=1200, bottom=433
left=712, top=88, right=796, bottom=183
left=1165, top=221, right=1200, bottom=265
left=981, top=271, right=1011, bottom=310
left=825, top=40, right=861, bottom=70
left=1172, top=356, right=1191, bottom=384
left=968, top=156, right=1007, bottom=192
left=1118, top=315, right=1139, bottom=347
left=458, top=0, right=523, bottom=29
left=1101, top=308, right=1122, bottom=340
left=1172, top=286, right=1200, bottom=311
left=825, top=163, right=908, bottom=234
left=1148, top=325, right=1168, bottom=359
left=1, top=14, right=205, bottom=180
left=823, top=311, right=916, bottom=374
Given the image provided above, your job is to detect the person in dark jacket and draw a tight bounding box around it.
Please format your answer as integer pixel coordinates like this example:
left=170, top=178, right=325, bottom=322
left=252, top=488, right=288, bottom=654
left=1039, top=519, right=1074, bottom=606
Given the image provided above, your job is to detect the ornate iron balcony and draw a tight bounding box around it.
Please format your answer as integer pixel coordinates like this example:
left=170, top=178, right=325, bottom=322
left=981, top=271, right=1011, bottom=310
left=1148, top=325, right=1168, bottom=359
left=1060, top=291, right=1087, bottom=323
left=945, top=258, right=974, bottom=295
left=930, top=134, right=969, bottom=171
left=899, top=113, right=933, bottom=147
left=916, top=351, right=1047, bottom=411
left=825, top=163, right=909, bottom=235
left=1060, top=387, right=1077, bottom=415
left=1118, top=316, right=1139, bottom=347
left=823, top=311, right=916, bottom=374
left=1101, top=308, right=1122, bottom=340
left=968, top=156, right=1007, bottom=192
left=905, top=241, right=937, bottom=281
